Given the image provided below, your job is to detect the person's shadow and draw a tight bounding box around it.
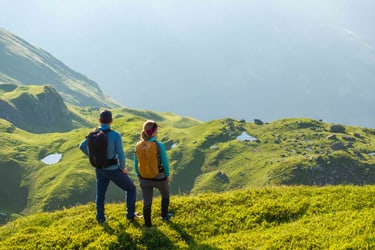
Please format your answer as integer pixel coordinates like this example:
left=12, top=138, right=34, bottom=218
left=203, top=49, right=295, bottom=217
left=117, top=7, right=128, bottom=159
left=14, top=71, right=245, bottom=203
left=102, top=218, right=220, bottom=249
left=141, top=225, right=175, bottom=249
left=101, top=220, right=139, bottom=249
left=168, top=221, right=221, bottom=250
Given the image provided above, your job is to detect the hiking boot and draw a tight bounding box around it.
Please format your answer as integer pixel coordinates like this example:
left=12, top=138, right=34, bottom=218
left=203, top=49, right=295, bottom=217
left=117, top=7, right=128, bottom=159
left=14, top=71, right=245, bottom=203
left=127, top=211, right=143, bottom=220
left=134, top=211, right=143, bottom=218
left=162, top=212, right=173, bottom=223
left=143, top=207, right=152, bottom=228
left=161, top=197, right=170, bottom=218
left=97, top=215, right=107, bottom=225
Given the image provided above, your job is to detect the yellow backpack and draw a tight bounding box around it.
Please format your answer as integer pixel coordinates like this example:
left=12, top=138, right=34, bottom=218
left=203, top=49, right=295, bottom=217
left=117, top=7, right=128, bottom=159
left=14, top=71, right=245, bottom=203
left=136, top=141, right=161, bottom=178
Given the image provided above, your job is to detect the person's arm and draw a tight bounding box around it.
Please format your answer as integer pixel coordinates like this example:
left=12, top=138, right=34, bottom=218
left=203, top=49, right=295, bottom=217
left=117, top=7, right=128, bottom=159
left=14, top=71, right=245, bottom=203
left=115, top=133, right=126, bottom=170
left=158, top=142, right=170, bottom=177
left=134, top=145, right=140, bottom=177
left=79, top=138, right=89, bottom=156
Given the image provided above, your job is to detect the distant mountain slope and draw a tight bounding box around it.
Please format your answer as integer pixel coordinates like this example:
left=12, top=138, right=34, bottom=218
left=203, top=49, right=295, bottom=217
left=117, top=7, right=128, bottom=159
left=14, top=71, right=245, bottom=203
left=0, top=28, right=120, bottom=108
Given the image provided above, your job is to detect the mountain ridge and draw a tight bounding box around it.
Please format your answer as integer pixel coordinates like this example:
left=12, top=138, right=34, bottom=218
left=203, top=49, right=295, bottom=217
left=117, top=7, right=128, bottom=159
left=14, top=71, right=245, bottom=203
left=0, top=28, right=120, bottom=108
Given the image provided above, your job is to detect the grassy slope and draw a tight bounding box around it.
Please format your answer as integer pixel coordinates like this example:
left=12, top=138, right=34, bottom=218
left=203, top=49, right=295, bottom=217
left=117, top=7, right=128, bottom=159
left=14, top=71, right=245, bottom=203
left=1, top=107, right=375, bottom=217
left=0, top=106, right=202, bottom=215
left=181, top=118, right=375, bottom=193
left=1, top=186, right=375, bottom=249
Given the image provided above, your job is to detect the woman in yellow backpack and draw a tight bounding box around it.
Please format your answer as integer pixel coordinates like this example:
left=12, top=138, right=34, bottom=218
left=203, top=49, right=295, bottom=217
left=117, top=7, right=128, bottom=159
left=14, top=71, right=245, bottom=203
left=134, top=120, right=170, bottom=227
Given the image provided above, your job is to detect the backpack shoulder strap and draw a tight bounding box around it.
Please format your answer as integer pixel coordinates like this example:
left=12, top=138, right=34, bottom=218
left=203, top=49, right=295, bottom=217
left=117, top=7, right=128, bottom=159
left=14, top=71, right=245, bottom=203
left=154, top=141, right=160, bottom=154
left=154, top=141, right=163, bottom=168
left=102, top=128, right=111, bottom=133
left=86, top=127, right=99, bottom=138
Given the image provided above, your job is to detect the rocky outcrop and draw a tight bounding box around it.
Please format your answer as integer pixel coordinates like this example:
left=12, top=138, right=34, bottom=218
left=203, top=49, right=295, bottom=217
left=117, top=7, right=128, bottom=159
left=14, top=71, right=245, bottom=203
left=0, top=84, right=74, bottom=133
left=330, top=124, right=346, bottom=133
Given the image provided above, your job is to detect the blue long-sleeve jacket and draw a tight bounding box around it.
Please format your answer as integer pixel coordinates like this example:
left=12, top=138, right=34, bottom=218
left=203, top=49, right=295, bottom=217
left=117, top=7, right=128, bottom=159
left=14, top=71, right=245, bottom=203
left=79, top=124, right=126, bottom=170
left=134, top=137, right=170, bottom=177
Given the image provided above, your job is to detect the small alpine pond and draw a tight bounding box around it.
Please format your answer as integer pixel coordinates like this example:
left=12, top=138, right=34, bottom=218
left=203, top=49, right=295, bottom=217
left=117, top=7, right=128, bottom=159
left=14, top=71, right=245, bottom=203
left=41, top=153, right=62, bottom=165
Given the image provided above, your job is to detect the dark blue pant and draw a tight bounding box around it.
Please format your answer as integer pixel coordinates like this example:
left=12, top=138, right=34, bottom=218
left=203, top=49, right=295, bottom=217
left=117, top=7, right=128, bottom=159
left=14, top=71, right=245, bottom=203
left=95, top=168, right=136, bottom=221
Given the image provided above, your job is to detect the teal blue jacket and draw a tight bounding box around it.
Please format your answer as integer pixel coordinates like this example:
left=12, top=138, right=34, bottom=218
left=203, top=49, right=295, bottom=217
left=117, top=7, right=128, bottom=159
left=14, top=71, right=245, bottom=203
left=134, top=137, right=170, bottom=177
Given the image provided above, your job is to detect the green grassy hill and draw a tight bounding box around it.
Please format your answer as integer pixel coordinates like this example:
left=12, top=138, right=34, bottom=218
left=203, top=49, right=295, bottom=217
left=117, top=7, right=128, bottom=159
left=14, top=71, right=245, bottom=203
left=1, top=186, right=375, bottom=249
left=0, top=105, right=202, bottom=218
left=1, top=103, right=375, bottom=223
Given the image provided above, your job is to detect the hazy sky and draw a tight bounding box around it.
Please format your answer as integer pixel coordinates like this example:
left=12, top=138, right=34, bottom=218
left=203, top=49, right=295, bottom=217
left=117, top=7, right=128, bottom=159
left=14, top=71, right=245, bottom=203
left=1, top=0, right=374, bottom=126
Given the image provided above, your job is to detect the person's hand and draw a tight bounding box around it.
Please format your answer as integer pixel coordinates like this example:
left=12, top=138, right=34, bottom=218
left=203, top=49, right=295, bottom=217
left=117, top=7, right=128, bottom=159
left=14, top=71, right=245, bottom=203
left=166, top=176, right=170, bottom=183
left=121, top=168, right=128, bottom=174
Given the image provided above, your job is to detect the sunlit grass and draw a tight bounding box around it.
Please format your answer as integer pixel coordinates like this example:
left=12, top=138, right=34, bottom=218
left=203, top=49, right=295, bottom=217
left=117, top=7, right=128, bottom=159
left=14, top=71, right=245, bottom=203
left=1, top=186, right=375, bottom=249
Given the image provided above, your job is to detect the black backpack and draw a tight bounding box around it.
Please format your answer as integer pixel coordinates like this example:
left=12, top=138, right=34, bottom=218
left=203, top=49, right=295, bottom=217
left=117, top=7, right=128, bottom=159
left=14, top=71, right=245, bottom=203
left=87, top=128, right=117, bottom=169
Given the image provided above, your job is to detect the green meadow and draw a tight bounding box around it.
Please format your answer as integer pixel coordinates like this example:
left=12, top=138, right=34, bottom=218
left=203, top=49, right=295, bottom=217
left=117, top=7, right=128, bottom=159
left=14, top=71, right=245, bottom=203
left=1, top=186, right=375, bottom=249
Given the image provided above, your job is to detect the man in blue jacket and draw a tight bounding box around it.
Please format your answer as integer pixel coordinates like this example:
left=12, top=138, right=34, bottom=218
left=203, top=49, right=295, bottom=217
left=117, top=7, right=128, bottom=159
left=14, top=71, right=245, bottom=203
left=79, top=110, right=136, bottom=224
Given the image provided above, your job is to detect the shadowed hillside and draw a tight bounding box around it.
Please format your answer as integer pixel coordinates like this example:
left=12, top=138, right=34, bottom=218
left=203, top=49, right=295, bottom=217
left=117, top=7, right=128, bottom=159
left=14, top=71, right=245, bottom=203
left=0, top=83, right=93, bottom=133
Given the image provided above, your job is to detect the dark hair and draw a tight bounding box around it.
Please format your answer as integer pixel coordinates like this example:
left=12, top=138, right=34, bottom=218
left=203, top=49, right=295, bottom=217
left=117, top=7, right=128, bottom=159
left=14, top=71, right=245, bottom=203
left=141, top=120, right=158, bottom=140
left=99, top=110, right=112, bottom=124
